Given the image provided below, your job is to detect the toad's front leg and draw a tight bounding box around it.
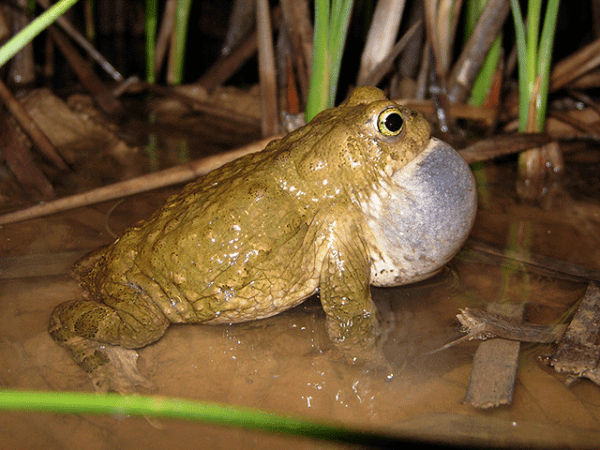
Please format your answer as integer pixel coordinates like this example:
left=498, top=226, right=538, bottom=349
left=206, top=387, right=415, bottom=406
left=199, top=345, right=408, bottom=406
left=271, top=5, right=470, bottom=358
left=318, top=228, right=386, bottom=367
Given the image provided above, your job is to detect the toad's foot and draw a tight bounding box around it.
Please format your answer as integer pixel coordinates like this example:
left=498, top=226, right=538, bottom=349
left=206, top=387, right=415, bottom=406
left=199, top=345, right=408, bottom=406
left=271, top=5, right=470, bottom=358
left=347, top=348, right=395, bottom=380
left=323, top=342, right=395, bottom=381
left=89, top=345, right=156, bottom=394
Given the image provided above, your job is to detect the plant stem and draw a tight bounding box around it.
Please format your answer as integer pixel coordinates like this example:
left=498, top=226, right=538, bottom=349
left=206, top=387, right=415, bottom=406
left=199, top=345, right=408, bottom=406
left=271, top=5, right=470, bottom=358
left=0, top=0, right=80, bottom=68
left=167, top=0, right=193, bottom=85
left=0, top=389, right=400, bottom=446
left=511, top=0, right=561, bottom=132
left=535, top=0, right=560, bottom=130
left=305, top=0, right=330, bottom=122
left=305, top=0, right=354, bottom=122
left=145, top=0, right=158, bottom=83
left=328, top=0, right=353, bottom=107
left=510, top=0, right=528, bottom=131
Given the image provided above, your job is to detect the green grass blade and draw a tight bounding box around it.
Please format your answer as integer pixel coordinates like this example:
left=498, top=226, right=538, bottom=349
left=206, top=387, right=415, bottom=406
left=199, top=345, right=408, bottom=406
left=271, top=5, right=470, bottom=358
left=305, top=0, right=355, bottom=122
left=526, top=0, right=542, bottom=93
left=535, top=0, right=561, bottom=130
left=328, top=0, right=354, bottom=107
left=469, top=36, right=501, bottom=106
left=167, top=0, right=193, bottom=85
left=510, top=0, right=528, bottom=131
left=305, top=0, right=330, bottom=122
left=0, top=389, right=403, bottom=446
left=0, top=0, right=80, bottom=68
left=145, top=0, right=158, bottom=83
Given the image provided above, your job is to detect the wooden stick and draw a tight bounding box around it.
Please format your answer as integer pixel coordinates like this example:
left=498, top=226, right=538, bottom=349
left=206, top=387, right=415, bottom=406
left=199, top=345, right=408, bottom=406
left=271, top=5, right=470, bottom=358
left=137, top=80, right=260, bottom=127
left=464, top=303, right=524, bottom=409
left=154, top=0, right=176, bottom=75
left=551, top=38, right=600, bottom=92
left=430, top=307, right=567, bottom=355
left=279, top=0, right=312, bottom=102
left=457, top=133, right=553, bottom=164
left=197, top=29, right=258, bottom=90
left=549, top=110, right=600, bottom=140
left=396, top=98, right=496, bottom=123
left=465, top=239, right=600, bottom=283
left=447, top=0, right=511, bottom=103
left=255, top=0, right=278, bottom=137
left=0, top=136, right=277, bottom=226
left=0, top=115, right=55, bottom=199
left=552, top=282, right=600, bottom=384
left=36, top=0, right=123, bottom=82
left=0, top=79, right=68, bottom=170
left=0, top=131, right=557, bottom=227
left=456, top=308, right=566, bottom=344
left=48, top=26, right=124, bottom=117
left=197, top=7, right=280, bottom=91
left=359, top=21, right=422, bottom=88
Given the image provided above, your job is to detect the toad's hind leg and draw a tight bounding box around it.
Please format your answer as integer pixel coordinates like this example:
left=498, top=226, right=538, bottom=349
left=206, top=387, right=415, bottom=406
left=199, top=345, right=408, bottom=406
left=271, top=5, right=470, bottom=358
left=49, top=298, right=170, bottom=393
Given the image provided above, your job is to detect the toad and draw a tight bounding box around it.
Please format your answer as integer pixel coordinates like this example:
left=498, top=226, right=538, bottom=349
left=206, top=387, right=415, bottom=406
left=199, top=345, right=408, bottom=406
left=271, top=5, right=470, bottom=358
left=49, top=87, right=477, bottom=392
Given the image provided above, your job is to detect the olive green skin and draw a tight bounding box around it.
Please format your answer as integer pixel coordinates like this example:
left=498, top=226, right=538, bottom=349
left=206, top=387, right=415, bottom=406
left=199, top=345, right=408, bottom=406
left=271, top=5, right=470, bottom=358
left=49, top=87, right=438, bottom=392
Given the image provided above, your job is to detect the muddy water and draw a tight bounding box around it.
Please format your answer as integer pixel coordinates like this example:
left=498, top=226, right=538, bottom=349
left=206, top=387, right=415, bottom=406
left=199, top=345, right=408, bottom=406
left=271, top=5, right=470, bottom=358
left=1, top=148, right=600, bottom=449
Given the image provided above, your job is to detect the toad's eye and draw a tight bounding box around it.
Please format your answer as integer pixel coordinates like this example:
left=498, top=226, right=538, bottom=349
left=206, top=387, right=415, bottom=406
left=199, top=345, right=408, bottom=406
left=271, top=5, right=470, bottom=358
left=377, top=108, right=404, bottom=136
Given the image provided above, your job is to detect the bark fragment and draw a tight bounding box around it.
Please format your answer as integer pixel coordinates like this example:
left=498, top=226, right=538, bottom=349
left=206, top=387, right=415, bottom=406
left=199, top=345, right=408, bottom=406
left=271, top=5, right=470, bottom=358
left=464, top=303, right=524, bottom=409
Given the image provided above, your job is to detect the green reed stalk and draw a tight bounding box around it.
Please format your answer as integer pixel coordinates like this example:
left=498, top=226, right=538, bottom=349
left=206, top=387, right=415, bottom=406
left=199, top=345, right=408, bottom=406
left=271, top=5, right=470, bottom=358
left=0, top=389, right=401, bottom=446
left=510, top=0, right=560, bottom=132
left=166, top=0, right=192, bottom=85
left=145, top=0, right=158, bottom=83
left=305, top=0, right=355, bottom=122
left=535, top=0, right=560, bottom=130
left=0, top=0, right=80, bottom=68
left=84, top=0, right=96, bottom=44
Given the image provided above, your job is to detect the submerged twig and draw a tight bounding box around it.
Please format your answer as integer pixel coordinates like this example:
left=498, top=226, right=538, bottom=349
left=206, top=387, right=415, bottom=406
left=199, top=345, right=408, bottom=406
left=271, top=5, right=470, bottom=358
left=123, top=79, right=260, bottom=127
left=459, top=308, right=566, bottom=343
left=433, top=307, right=566, bottom=354
left=464, top=239, right=600, bottom=284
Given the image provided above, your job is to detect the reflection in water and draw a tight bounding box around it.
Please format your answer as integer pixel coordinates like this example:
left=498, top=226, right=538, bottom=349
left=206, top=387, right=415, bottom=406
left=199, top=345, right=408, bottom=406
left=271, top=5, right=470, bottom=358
left=2, top=153, right=600, bottom=448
